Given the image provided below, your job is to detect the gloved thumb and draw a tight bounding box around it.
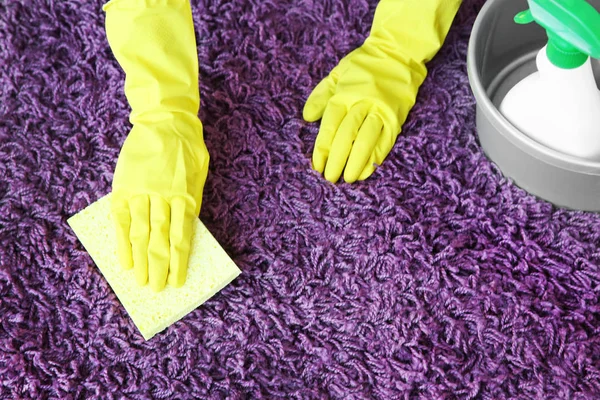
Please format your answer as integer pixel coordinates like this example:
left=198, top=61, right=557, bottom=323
left=303, top=72, right=338, bottom=122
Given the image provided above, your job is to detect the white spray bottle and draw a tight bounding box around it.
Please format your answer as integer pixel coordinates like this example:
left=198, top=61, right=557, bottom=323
left=499, top=0, right=600, bottom=160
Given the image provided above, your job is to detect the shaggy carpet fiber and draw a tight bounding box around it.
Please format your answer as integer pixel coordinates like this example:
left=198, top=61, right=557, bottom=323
left=2, top=0, right=600, bottom=398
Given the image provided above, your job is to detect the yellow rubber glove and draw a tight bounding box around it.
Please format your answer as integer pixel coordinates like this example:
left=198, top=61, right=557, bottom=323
left=304, top=0, right=462, bottom=183
left=104, top=0, right=209, bottom=292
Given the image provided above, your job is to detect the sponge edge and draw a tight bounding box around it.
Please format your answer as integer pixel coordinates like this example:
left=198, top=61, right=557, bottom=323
left=67, top=194, right=241, bottom=340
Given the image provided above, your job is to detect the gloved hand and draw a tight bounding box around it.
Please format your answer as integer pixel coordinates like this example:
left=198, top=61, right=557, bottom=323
left=104, top=0, right=209, bottom=291
left=304, top=0, right=462, bottom=183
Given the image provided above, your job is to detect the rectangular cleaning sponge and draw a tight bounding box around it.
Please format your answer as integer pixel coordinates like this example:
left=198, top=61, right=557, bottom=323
left=68, top=194, right=241, bottom=340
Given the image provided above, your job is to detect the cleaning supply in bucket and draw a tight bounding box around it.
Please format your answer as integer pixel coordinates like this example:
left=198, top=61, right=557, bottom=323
left=499, top=0, right=600, bottom=159
left=68, top=194, right=241, bottom=340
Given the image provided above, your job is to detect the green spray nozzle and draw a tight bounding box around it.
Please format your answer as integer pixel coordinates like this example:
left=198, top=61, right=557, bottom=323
left=514, top=0, right=600, bottom=69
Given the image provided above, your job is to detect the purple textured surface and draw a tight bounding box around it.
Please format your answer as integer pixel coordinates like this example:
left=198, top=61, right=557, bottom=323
left=2, top=0, right=600, bottom=398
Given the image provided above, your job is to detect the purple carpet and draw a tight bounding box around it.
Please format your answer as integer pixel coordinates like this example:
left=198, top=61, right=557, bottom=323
left=2, top=0, right=600, bottom=398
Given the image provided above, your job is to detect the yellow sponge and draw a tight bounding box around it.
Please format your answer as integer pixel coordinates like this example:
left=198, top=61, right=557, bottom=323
left=67, top=194, right=241, bottom=340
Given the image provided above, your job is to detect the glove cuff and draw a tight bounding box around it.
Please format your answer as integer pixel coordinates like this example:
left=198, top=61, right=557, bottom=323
left=104, top=0, right=201, bottom=120
left=103, top=0, right=189, bottom=11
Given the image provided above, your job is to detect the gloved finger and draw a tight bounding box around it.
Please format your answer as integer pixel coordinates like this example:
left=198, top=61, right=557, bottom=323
left=303, top=73, right=338, bottom=122
left=129, top=194, right=150, bottom=286
left=312, top=101, right=346, bottom=174
left=344, top=114, right=384, bottom=183
left=324, top=102, right=371, bottom=183
left=111, top=197, right=133, bottom=271
left=358, top=126, right=399, bottom=181
left=167, top=196, right=195, bottom=288
left=148, top=196, right=171, bottom=292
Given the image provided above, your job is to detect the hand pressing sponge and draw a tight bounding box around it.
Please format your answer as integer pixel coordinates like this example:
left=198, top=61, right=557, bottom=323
left=68, top=193, right=241, bottom=340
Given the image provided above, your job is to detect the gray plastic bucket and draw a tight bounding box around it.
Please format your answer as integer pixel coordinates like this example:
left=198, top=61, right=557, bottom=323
left=467, top=0, right=600, bottom=211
